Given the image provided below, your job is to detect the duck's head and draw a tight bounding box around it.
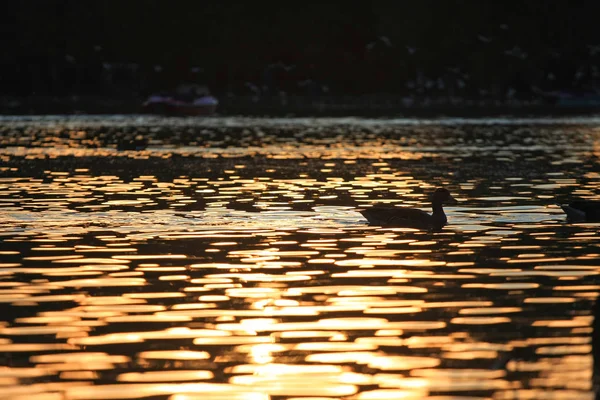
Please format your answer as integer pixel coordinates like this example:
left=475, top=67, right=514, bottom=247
left=432, top=188, right=457, bottom=204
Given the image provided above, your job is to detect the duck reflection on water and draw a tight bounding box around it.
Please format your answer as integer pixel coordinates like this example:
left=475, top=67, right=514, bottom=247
left=359, top=188, right=457, bottom=229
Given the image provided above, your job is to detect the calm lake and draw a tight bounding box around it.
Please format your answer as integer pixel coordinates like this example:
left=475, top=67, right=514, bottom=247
left=1, top=115, right=600, bottom=399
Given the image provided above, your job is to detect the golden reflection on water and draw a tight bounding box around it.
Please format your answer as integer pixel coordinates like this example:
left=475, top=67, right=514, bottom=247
left=0, top=117, right=600, bottom=399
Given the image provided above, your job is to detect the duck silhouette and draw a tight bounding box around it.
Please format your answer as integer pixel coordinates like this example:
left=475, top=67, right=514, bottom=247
left=558, top=201, right=600, bottom=222
left=359, top=188, right=457, bottom=229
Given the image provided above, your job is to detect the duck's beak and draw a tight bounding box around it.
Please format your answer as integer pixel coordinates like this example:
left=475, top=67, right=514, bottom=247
left=447, top=195, right=458, bottom=205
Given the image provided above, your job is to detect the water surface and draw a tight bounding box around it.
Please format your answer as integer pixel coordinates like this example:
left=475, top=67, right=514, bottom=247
left=1, top=116, right=599, bottom=399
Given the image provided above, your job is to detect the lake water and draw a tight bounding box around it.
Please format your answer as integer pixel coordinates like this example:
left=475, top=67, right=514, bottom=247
left=1, top=115, right=600, bottom=399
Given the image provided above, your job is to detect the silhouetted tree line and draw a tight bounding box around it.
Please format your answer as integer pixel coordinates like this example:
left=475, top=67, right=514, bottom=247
left=3, top=1, right=600, bottom=100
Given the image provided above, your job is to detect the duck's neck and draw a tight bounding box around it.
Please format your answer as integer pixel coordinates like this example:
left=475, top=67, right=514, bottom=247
left=431, top=201, right=446, bottom=222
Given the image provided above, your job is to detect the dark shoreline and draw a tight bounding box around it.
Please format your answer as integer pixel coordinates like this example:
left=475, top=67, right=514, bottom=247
left=2, top=95, right=600, bottom=118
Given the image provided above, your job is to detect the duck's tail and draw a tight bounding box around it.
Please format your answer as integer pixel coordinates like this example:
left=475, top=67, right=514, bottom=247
left=558, top=204, right=586, bottom=221
left=358, top=209, right=379, bottom=225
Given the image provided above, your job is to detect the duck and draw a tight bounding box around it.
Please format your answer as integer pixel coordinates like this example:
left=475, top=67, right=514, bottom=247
left=558, top=200, right=600, bottom=222
left=359, top=188, right=457, bottom=229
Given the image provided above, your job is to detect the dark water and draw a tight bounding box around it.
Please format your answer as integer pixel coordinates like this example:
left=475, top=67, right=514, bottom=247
left=1, top=116, right=600, bottom=399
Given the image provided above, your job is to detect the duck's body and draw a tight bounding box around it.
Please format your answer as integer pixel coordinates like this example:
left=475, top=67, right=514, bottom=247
left=360, top=188, right=456, bottom=229
left=559, top=201, right=600, bottom=222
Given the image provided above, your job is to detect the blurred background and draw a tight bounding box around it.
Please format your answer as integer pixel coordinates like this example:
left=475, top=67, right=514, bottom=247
left=3, top=1, right=600, bottom=114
